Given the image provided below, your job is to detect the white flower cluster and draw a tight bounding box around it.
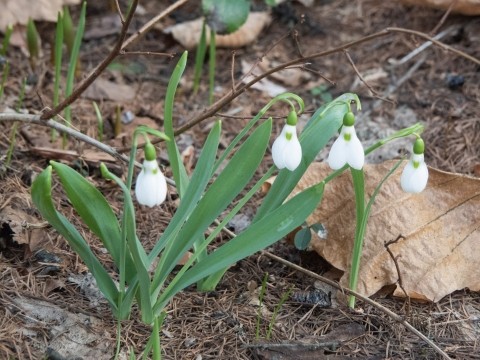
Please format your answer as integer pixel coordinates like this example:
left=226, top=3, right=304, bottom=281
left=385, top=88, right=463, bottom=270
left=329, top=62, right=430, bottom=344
left=271, top=110, right=428, bottom=193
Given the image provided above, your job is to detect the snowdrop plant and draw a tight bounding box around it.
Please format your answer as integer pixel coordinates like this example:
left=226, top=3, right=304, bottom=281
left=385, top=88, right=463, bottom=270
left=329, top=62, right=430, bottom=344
left=31, top=52, right=333, bottom=358
left=135, top=141, right=168, bottom=207
left=272, top=110, right=302, bottom=171
left=31, top=49, right=429, bottom=355
left=401, top=137, right=429, bottom=193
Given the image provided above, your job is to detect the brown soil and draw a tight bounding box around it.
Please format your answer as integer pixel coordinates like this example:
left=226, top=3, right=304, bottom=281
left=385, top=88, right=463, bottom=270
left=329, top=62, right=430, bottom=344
left=0, top=0, right=479, bottom=359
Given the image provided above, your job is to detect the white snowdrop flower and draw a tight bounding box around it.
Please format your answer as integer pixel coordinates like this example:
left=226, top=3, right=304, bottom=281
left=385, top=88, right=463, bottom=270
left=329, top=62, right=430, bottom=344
left=135, top=143, right=167, bottom=207
left=272, top=111, right=302, bottom=171
left=401, top=138, right=428, bottom=193
left=327, top=112, right=364, bottom=170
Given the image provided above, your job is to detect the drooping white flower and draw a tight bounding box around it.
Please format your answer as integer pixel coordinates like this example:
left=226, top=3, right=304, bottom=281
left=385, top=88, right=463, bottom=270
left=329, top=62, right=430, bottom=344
left=135, top=143, right=167, bottom=207
left=272, top=111, right=302, bottom=171
left=401, top=138, right=428, bottom=193
left=328, top=112, right=364, bottom=170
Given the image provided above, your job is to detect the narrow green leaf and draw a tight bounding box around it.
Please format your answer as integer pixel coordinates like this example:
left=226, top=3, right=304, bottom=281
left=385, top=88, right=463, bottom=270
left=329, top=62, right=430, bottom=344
left=1, top=24, right=13, bottom=56
left=50, top=161, right=137, bottom=282
left=53, top=12, right=64, bottom=109
left=63, top=1, right=86, bottom=147
left=101, top=166, right=152, bottom=323
left=148, top=121, right=221, bottom=263
left=348, top=160, right=403, bottom=308
left=193, top=20, right=207, bottom=93
left=31, top=167, right=119, bottom=312
left=157, top=183, right=324, bottom=306
left=152, top=119, right=272, bottom=293
left=208, top=29, right=215, bottom=104
left=164, top=51, right=189, bottom=197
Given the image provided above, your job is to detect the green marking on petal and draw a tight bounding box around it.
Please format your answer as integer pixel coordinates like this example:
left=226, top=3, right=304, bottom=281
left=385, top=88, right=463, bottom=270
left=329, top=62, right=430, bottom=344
left=153, top=168, right=158, bottom=174
left=413, top=160, right=420, bottom=169
left=343, top=133, right=351, bottom=141
left=286, top=132, right=292, bottom=141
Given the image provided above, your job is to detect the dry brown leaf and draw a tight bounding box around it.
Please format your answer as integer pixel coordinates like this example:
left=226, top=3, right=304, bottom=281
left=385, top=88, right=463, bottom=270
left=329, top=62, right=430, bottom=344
left=0, top=205, right=47, bottom=252
left=400, top=0, right=480, bottom=15
left=165, top=12, right=271, bottom=49
left=0, top=0, right=80, bottom=32
left=290, top=161, right=480, bottom=302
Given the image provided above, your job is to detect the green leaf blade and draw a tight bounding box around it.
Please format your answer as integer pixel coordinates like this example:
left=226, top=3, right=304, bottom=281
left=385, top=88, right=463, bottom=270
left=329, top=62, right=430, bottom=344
left=164, top=51, right=190, bottom=198
left=152, top=119, right=272, bottom=292
left=31, top=167, right=119, bottom=313
left=157, top=182, right=324, bottom=306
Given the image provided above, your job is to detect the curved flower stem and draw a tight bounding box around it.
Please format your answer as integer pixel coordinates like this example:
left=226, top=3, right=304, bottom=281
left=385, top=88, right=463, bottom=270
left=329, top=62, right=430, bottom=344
left=348, top=168, right=365, bottom=308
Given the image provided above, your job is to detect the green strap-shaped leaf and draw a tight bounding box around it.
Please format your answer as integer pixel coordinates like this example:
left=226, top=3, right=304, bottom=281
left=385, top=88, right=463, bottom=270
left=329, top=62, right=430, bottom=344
left=164, top=51, right=189, bottom=197
left=151, top=119, right=272, bottom=293
left=50, top=161, right=137, bottom=283
left=31, top=166, right=119, bottom=312
left=155, top=182, right=324, bottom=310
left=255, top=93, right=359, bottom=221
left=101, top=167, right=153, bottom=323
left=148, top=121, right=222, bottom=263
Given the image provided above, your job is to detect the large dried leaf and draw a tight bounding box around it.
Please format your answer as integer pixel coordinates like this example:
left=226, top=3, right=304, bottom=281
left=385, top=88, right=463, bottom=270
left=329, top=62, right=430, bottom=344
left=0, top=0, right=80, bottom=32
left=291, top=161, right=480, bottom=302
left=165, top=12, right=271, bottom=49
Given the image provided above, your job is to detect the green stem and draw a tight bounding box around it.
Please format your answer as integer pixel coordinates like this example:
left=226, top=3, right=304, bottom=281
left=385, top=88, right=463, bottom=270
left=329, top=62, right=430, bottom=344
left=348, top=168, right=365, bottom=308
left=151, top=312, right=166, bottom=360
left=114, top=319, right=122, bottom=359
left=208, top=29, right=216, bottom=104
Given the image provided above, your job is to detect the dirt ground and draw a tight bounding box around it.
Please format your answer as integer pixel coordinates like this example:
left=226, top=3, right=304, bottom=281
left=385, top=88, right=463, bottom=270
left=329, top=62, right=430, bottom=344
left=0, top=0, right=479, bottom=359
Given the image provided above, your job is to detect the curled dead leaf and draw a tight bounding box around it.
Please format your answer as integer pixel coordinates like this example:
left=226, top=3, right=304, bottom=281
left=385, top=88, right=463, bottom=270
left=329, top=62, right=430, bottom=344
left=165, top=12, right=272, bottom=49
left=289, top=161, right=480, bottom=302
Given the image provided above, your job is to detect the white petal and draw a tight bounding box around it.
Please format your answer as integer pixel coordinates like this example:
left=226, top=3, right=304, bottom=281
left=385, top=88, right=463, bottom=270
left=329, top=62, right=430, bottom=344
left=284, top=137, right=302, bottom=171
left=401, top=154, right=428, bottom=193
left=328, top=134, right=347, bottom=170
left=272, top=134, right=288, bottom=169
left=346, top=131, right=365, bottom=170
left=135, top=160, right=168, bottom=207
left=272, top=125, right=302, bottom=171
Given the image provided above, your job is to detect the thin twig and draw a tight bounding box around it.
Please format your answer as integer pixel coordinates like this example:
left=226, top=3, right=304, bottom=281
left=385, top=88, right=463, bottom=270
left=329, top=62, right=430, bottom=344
left=121, top=0, right=190, bottom=50
left=260, top=251, right=452, bottom=360
left=430, top=0, right=458, bottom=35
left=386, top=27, right=480, bottom=66
left=114, top=0, right=125, bottom=24
left=170, top=27, right=479, bottom=137
left=343, top=49, right=394, bottom=104
left=388, top=26, right=458, bottom=67
left=384, top=235, right=411, bottom=316
left=40, top=0, right=187, bottom=121
left=120, top=50, right=175, bottom=58
left=172, top=29, right=392, bottom=136
left=40, top=0, right=140, bottom=120
left=292, top=29, right=304, bottom=58
left=300, top=65, right=336, bottom=85
left=0, top=112, right=176, bottom=185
